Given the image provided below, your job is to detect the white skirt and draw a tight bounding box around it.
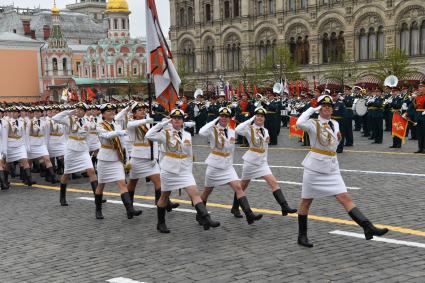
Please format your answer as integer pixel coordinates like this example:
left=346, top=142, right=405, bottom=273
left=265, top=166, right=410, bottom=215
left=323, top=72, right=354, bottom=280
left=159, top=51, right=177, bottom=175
left=48, top=145, right=65, bottom=158
left=205, top=165, right=239, bottom=187
left=64, top=149, right=93, bottom=174
left=28, top=145, right=49, bottom=160
left=97, top=160, right=125, bottom=184
left=301, top=168, right=347, bottom=199
left=6, top=146, right=27, bottom=162
left=129, top=157, right=160, bottom=179
left=160, top=169, right=196, bottom=192
left=241, top=160, right=272, bottom=180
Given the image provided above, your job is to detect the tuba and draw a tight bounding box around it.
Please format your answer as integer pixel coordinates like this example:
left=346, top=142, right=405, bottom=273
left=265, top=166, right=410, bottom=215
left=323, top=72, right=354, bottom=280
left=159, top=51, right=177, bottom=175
left=384, top=75, right=398, bottom=88
left=273, top=82, right=283, bottom=95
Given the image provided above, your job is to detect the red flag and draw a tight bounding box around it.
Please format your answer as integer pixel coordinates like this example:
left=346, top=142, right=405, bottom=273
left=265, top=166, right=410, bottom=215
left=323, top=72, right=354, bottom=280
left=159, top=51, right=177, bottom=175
left=296, top=80, right=300, bottom=96
left=253, top=84, right=258, bottom=95
left=229, top=117, right=236, bottom=129
left=87, top=87, right=96, bottom=102
left=289, top=116, right=304, bottom=139
left=290, top=81, right=294, bottom=96
left=313, top=78, right=317, bottom=90
left=81, top=89, right=87, bottom=102
left=239, top=81, right=245, bottom=94
left=392, top=112, right=408, bottom=142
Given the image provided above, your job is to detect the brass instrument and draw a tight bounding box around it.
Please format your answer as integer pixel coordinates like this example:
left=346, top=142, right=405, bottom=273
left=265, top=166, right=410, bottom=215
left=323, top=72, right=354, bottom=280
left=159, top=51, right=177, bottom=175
left=402, top=113, right=418, bottom=126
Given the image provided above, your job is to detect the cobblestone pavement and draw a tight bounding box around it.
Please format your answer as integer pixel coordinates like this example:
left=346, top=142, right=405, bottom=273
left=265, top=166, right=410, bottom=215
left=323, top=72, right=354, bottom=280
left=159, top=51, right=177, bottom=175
left=1, top=129, right=425, bottom=283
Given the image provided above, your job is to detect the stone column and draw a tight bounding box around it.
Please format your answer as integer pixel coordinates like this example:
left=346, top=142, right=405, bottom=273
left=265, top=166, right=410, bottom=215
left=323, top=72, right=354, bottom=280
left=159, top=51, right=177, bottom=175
left=170, top=0, right=177, bottom=26
left=241, top=0, right=249, bottom=17
left=213, top=0, right=221, bottom=21
left=194, top=0, right=200, bottom=24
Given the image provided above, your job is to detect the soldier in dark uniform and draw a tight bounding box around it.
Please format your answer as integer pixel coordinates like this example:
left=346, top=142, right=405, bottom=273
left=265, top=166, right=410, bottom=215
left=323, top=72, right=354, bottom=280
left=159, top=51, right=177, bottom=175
left=179, top=95, right=195, bottom=136
left=280, top=94, right=290, bottom=127
left=331, top=91, right=346, bottom=153
left=404, top=88, right=417, bottom=140
left=194, top=94, right=208, bottom=134
left=383, top=87, right=393, bottom=132
left=343, top=88, right=355, bottom=146
left=265, top=92, right=281, bottom=145
left=410, top=83, right=425, bottom=153
left=235, top=93, right=254, bottom=146
left=389, top=89, right=404, bottom=148
left=353, top=88, right=363, bottom=131
left=206, top=95, right=220, bottom=122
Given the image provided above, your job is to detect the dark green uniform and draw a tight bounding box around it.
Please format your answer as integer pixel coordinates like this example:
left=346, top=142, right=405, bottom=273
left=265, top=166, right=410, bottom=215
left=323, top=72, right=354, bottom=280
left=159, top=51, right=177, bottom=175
left=389, top=94, right=404, bottom=148
left=195, top=102, right=208, bottom=134
left=383, top=93, right=392, bottom=132
left=343, top=94, right=355, bottom=146
left=332, top=100, right=346, bottom=153
left=153, top=103, right=168, bottom=122
left=368, top=95, right=384, bottom=143
left=265, top=99, right=281, bottom=145
left=207, top=102, right=220, bottom=122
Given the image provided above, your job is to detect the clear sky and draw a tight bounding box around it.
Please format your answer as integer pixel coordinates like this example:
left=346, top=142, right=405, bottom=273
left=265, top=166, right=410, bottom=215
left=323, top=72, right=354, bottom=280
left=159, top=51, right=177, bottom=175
left=0, top=0, right=170, bottom=38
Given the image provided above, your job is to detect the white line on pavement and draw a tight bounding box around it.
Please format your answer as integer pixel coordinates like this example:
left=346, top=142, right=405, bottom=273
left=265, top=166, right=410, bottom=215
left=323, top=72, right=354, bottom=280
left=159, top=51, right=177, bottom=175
left=329, top=230, right=425, bottom=248
left=193, top=162, right=425, bottom=178
left=106, top=277, right=146, bottom=283
left=78, top=197, right=197, bottom=213
left=251, top=179, right=362, bottom=190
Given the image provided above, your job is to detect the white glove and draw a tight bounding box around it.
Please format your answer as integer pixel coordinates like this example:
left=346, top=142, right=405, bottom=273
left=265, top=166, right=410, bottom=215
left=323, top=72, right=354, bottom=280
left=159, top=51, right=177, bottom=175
left=422, top=112, right=425, bottom=116
left=117, top=130, right=127, bottom=136
left=1, top=152, right=6, bottom=159
left=184, top=121, right=196, bottom=128
left=312, top=106, right=321, bottom=112
left=143, top=118, right=154, bottom=124
left=160, top=118, right=171, bottom=126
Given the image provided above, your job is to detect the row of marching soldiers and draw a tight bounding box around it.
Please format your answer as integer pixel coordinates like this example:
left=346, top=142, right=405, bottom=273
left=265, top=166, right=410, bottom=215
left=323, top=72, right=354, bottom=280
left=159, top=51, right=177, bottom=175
left=0, top=98, right=389, bottom=248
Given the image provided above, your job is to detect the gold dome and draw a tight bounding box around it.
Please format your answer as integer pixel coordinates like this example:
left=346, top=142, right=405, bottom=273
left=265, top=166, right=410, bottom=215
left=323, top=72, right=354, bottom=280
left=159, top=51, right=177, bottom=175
left=51, top=0, right=60, bottom=15
left=106, top=0, right=130, bottom=13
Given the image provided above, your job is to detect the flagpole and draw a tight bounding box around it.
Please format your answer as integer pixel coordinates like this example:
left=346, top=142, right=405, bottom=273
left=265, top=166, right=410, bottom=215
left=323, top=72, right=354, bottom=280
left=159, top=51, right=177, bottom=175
left=147, top=73, right=154, bottom=161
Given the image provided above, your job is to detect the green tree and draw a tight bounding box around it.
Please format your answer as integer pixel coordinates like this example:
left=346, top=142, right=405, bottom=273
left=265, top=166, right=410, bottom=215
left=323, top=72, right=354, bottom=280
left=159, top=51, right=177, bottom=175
left=368, top=48, right=414, bottom=85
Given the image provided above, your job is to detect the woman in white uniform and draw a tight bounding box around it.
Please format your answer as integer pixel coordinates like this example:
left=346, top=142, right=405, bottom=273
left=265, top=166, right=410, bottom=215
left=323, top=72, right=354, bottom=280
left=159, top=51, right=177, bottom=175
left=94, top=103, right=142, bottom=220
left=46, top=105, right=66, bottom=175
left=0, top=107, right=10, bottom=190
left=26, top=106, right=59, bottom=183
left=2, top=106, right=35, bottom=186
left=296, top=94, right=389, bottom=248
left=199, top=107, right=262, bottom=224
left=85, top=105, right=101, bottom=171
left=126, top=102, right=179, bottom=210
left=52, top=102, right=99, bottom=206
left=146, top=108, right=220, bottom=233
left=234, top=106, right=297, bottom=217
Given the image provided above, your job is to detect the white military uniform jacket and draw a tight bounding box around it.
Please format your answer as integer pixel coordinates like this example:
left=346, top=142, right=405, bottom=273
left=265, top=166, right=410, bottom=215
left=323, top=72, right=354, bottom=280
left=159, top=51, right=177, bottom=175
left=26, top=117, right=48, bottom=148
left=199, top=117, right=235, bottom=169
left=96, top=120, right=125, bottom=162
left=85, top=115, right=101, bottom=151
left=45, top=116, right=66, bottom=154
left=52, top=110, right=90, bottom=152
left=146, top=121, right=193, bottom=175
left=127, top=116, right=158, bottom=159
left=296, top=107, right=341, bottom=174
left=235, top=116, right=270, bottom=166
left=2, top=117, right=27, bottom=152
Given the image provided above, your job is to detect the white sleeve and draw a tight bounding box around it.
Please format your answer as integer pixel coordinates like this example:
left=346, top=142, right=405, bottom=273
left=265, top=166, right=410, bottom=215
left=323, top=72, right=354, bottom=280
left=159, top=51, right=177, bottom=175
left=127, top=119, right=149, bottom=129
left=52, top=110, right=72, bottom=127
left=296, top=107, right=316, bottom=133
left=199, top=118, right=218, bottom=137
left=96, top=124, right=120, bottom=139
left=235, top=116, right=255, bottom=136
left=145, top=123, right=166, bottom=144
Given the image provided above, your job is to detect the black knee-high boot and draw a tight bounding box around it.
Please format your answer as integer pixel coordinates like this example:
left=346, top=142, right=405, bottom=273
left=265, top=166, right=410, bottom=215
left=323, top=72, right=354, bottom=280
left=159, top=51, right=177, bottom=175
left=94, top=194, right=104, bottom=219
left=40, top=162, right=46, bottom=178
left=45, top=167, right=59, bottom=184
left=4, top=170, right=10, bottom=186
left=348, top=207, right=389, bottom=240
left=121, top=192, right=142, bottom=219
left=157, top=206, right=170, bottom=233
left=154, top=188, right=161, bottom=205
left=129, top=190, right=135, bottom=204
left=230, top=192, right=243, bottom=218
left=56, top=158, right=64, bottom=175
left=298, top=214, right=313, bottom=248
left=196, top=200, right=207, bottom=225
left=166, top=189, right=179, bottom=212
left=60, top=183, right=68, bottom=206
left=9, top=162, right=16, bottom=178
left=23, top=168, right=35, bottom=186
left=0, top=170, right=9, bottom=190
left=238, top=196, right=263, bottom=224
left=272, top=189, right=297, bottom=216
left=90, top=181, right=106, bottom=203
left=194, top=202, right=220, bottom=230
left=19, top=166, right=25, bottom=181
left=31, top=159, right=40, bottom=173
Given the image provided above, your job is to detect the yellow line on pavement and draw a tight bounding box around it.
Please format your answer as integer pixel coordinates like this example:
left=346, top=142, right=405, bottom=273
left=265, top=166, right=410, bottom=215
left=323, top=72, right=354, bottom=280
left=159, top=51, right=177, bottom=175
left=13, top=182, right=425, bottom=238
left=193, top=144, right=422, bottom=156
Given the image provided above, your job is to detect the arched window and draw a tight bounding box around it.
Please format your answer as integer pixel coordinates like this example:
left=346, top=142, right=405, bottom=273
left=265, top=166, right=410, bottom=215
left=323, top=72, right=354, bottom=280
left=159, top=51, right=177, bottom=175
left=181, top=40, right=196, bottom=73
left=205, top=38, right=215, bottom=73
left=232, top=43, right=240, bottom=70
left=400, top=23, right=410, bottom=55
left=257, top=30, right=277, bottom=64
left=322, top=33, right=329, bottom=63
left=330, top=32, right=337, bottom=62
left=188, top=7, right=193, bottom=25
left=234, top=0, right=240, bottom=17
left=288, top=0, right=295, bottom=12
left=205, top=4, right=211, bottom=22
left=359, top=28, right=368, bottom=60
left=411, top=21, right=420, bottom=56
left=303, top=36, right=310, bottom=64
left=257, top=0, right=263, bottom=16
left=225, top=35, right=241, bottom=71
left=179, top=8, right=185, bottom=26
left=62, top=58, right=67, bottom=72
left=336, top=31, right=345, bottom=61
left=268, top=0, right=275, bottom=14
left=368, top=27, right=377, bottom=59
left=224, top=1, right=230, bottom=18
left=377, top=26, right=385, bottom=55
left=53, top=58, right=58, bottom=72
left=114, top=19, right=118, bottom=29
left=300, top=0, right=308, bottom=9
left=122, top=19, right=126, bottom=29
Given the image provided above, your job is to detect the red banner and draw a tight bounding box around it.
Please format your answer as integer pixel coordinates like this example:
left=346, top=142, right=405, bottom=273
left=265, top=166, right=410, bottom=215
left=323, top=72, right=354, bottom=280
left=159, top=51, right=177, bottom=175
left=289, top=116, right=304, bottom=139
left=391, top=112, right=408, bottom=142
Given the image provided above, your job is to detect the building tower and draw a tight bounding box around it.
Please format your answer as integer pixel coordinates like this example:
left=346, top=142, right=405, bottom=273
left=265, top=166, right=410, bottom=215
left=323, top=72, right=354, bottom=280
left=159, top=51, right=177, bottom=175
left=66, top=0, right=107, bottom=24
left=105, top=0, right=131, bottom=40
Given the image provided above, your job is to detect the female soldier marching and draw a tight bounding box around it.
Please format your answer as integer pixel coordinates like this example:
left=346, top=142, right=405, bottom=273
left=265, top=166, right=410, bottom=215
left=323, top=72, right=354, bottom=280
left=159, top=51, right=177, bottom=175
left=295, top=95, right=388, bottom=247
left=198, top=107, right=262, bottom=224
left=233, top=106, right=297, bottom=218
left=146, top=108, right=220, bottom=233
